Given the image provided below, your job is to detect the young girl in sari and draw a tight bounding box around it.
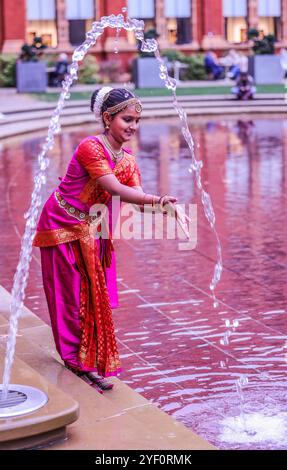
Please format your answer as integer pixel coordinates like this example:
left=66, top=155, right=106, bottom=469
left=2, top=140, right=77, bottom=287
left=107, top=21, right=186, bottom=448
left=33, top=87, right=182, bottom=392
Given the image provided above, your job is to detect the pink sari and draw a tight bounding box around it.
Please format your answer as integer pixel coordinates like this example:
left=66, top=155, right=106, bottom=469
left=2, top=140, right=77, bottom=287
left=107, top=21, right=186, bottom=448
left=33, top=137, right=141, bottom=376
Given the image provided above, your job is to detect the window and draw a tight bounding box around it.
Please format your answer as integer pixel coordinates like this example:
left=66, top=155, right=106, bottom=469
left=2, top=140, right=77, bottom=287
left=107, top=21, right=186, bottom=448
left=223, top=0, right=247, bottom=43
left=258, top=0, right=281, bottom=39
left=165, top=0, right=191, bottom=45
left=26, top=0, right=57, bottom=47
left=26, top=0, right=55, bottom=20
left=164, top=0, right=191, bottom=18
left=66, top=0, right=94, bottom=20
left=258, top=0, right=281, bottom=17
left=223, top=0, right=247, bottom=17
left=66, top=0, right=94, bottom=45
left=127, top=0, right=155, bottom=19
left=127, top=0, right=155, bottom=45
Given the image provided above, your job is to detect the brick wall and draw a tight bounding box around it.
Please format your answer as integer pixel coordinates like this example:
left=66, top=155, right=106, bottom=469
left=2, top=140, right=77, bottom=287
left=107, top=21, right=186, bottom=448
left=1, top=0, right=26, bottom=53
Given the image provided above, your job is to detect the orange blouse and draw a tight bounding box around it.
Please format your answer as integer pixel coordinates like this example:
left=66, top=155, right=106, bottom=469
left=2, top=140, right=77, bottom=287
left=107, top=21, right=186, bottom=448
left=76, top=138, right=142, bottom=206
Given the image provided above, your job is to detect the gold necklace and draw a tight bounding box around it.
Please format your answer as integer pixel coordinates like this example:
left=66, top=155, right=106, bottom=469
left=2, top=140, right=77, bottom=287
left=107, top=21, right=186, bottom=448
left=102, top=134, right=124, bottom=162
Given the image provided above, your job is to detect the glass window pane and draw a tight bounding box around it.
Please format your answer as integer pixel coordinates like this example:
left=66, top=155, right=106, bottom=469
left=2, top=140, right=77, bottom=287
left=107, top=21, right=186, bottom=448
left=66, top=0, right=79, bottom=20
left=79, top=0, right=94, bottom=19
left=165, top=0, right=191, bottom=18
left=27, top=0, right=55, bottom=20
left=223, top=0, right=247, bottom=17
left=128, top=0, right=154, bottom=18
left=26, top=0, right=41, bottom=20
left=40, top=0, right=55, bottom=20
left=67, top=0, right=93, bottom=19
left=69, top=19, right=86, bottom=45
left=258, top=0, right=281, bottom=17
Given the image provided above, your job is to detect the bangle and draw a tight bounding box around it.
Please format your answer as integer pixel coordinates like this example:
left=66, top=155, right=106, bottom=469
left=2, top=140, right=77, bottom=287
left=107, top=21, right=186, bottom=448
left=152, top=195, right=158, bottom=208
left=142, top=193, right=153, bottom=205
left=159, top=195, right=167, bottom=209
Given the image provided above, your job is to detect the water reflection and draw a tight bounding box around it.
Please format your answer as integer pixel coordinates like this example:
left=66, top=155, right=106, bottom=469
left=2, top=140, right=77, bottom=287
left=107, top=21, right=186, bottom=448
left=1, top=116, right=287, bottom=449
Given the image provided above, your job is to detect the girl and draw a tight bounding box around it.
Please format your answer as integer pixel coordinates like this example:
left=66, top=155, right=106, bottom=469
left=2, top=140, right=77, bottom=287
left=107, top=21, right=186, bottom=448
left=33, top=87, right=182, bottom=392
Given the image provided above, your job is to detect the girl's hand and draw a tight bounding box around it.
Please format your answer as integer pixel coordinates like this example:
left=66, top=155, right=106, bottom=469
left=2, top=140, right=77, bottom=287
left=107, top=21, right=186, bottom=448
left=163, top=202, right=192, bottom=239
left=160, top=195, right=178, bottom=207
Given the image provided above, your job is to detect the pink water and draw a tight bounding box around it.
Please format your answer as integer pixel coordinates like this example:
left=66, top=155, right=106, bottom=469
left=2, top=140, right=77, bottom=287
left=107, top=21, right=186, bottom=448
left=1, top=117, right=287, bottom=449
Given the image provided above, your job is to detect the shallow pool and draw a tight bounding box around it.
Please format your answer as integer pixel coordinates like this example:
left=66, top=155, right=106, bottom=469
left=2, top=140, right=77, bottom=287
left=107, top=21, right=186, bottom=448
left=1, top=116, right=287, bottom=449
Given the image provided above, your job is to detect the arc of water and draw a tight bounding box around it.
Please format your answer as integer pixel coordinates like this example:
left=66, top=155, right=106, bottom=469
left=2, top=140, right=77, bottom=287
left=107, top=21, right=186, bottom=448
left=1, top=13, right=222, bottom=398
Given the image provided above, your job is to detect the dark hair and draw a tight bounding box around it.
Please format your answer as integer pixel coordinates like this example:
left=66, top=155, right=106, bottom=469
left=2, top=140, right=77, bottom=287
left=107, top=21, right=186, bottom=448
left=90, top=88, right=136, bottom=116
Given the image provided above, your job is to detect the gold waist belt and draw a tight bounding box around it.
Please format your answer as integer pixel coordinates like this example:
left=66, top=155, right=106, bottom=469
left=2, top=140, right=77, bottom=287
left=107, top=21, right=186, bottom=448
left=55, top=191, right=100, bottom=225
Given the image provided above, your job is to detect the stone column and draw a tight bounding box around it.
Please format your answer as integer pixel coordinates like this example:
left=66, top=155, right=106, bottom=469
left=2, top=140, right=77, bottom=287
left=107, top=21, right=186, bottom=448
left=201, top=0, right=227, bottom=49
left=190, top=0, right=200, bottom=47
left=56, top=0, right=70, bottom=49
left=281, top=0, right=287, bottom=45
left=1, top=0, right=26, bottom=53
left=248, top=0, right=259, bottom=30
left=155, top=0, right=168, bottom=47
left=94, top=0, right=101, bottom=19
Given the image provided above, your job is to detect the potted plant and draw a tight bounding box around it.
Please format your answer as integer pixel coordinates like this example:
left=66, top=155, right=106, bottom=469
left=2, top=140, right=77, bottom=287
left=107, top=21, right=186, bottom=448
left=16, top=36, right=48, bottom=93
left=248, top=29, right=284, bottom=84
left=132, top=29, right=165, bottom=88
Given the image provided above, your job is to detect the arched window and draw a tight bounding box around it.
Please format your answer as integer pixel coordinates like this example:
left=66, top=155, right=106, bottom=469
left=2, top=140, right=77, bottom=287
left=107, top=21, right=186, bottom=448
left=258, top=0, right=281, bottom=40
left=66, top=0, right=94, bottom=46
left=164, top=0, right=191, bottom=45
left=26, top=0, right=57, bottom=47
left=223, top=0, right=247, bottom=43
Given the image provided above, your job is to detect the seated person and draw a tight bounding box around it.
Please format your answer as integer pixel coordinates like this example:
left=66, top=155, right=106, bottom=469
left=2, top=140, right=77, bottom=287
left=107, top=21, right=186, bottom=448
left=204, top=50, right=225, bottom=80
left=51, top=53, right=69, bottom=86
left=231, top=72, right=256, bottom=100
left=219, top=49, right=241, bottom=80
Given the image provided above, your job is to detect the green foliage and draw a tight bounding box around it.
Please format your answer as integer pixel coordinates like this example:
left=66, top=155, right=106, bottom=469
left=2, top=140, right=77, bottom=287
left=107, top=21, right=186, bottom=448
left=248, top=28, right=259, bottom=40
left=20, top=36, right=47, bottom=62
left=99, top=59, right=121, bottom=83
left=253, top=34, right=275, bottom=54
left=247, top=29, right=276, bottom=54
left=162, top=50, right=184, bottom=62
left=181, top=55, right=206, bottom=80
left=0, top=55, right=17, bottom=87
left=78, top=55, right=100, bottom=84
left=162, top=50, right=206, bottom=80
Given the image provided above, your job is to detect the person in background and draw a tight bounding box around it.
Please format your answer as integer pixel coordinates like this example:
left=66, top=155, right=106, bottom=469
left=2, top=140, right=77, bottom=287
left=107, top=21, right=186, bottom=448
left=219, top=49, right=241, bottom=80
left=231, top=72, right=257, bottom=100
left=204, top=50, right=225, bottom=80
left=53, top=53, right=69, bottom=86
left=279, top=48, right=287, bottom=79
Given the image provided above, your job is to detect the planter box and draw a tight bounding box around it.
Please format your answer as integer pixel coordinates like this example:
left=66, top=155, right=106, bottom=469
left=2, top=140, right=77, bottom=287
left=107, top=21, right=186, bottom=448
left=132, top=57, right=165, bottom=88
left=248, top=55, right=284, bottom=85
left=16, top=61, right=47, bottom=93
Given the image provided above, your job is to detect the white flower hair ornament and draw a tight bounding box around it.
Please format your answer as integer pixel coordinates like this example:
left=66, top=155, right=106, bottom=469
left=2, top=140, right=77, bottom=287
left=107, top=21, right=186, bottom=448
left=93, top=86, right=113, bottom=119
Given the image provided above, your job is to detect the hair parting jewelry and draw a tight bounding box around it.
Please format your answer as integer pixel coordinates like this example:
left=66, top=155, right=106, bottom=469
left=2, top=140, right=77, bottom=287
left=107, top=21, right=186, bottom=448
left=106, top=98, right=142, bottom=116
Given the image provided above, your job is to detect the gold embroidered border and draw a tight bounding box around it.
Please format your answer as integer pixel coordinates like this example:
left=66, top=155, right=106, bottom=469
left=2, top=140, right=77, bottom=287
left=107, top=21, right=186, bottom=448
left=33, top=223, right=90, bottom=247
